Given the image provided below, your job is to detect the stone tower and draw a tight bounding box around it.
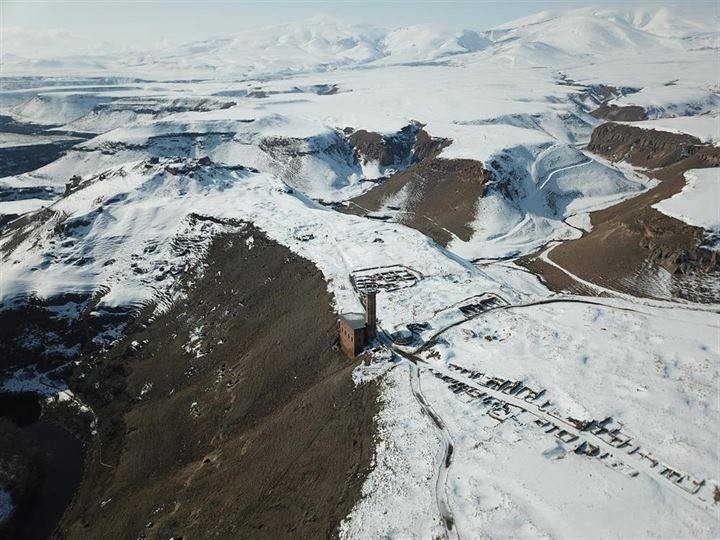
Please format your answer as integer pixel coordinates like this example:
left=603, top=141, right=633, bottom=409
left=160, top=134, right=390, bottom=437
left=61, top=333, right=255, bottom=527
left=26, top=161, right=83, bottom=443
left=364, top=290, right=377, bottom=339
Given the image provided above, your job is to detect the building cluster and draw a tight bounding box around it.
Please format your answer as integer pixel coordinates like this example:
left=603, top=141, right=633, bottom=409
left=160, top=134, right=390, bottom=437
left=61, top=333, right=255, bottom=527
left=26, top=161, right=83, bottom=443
left=445, top=363, right=548, bottom=404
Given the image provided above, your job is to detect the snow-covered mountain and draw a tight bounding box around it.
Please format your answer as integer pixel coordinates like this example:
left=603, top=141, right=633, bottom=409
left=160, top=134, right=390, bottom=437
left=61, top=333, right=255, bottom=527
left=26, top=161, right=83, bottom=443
left=1, top=18, right=491, bottom=78
left=2, top=5, right=715, bottom=77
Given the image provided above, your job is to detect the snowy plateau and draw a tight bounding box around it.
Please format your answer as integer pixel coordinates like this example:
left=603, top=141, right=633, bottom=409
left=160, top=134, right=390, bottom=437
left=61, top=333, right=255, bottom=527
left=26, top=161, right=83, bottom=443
left=0, top=4, right=719, bottom=539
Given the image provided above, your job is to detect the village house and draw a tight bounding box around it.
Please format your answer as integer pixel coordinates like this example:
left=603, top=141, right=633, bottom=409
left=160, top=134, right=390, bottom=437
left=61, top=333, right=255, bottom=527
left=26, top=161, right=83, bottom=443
left=338, top=290, right=377, bottom=358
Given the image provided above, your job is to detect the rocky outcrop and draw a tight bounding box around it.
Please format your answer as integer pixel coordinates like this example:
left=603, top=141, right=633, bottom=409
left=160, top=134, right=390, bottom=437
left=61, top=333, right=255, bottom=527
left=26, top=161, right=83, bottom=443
left=585, top=84, right=641, bottom=106
left=590, top=104, right=646, bottom=121
left=347, top=156, right=491, bottom=246
left=586, top=122, right=708, bottom=168
left=346, top=122, right=448, bottom=171
left=582, top=83, right=645, bottom=120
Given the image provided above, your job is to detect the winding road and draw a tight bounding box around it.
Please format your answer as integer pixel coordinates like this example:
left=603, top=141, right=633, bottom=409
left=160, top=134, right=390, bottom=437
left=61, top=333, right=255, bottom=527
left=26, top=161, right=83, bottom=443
left=376, top=328, right=460, bottom=539
left=408, top=362, right=459, bottom=540
left=537, top=156, right=593, bottom=191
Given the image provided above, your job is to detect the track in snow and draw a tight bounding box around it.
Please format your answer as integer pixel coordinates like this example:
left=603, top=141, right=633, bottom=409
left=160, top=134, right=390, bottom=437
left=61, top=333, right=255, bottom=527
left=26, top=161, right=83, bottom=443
left=408, top=361, right=459, bottom=540
left=537, top=156, right=593, bottom=191
left=377, top=328, right=460, bottom=540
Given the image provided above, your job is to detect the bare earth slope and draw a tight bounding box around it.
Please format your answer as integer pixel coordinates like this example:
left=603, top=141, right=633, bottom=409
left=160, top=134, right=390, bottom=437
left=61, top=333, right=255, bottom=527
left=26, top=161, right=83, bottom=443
left=522, top=123, right=720, bottom=302
left=590, top=104, right=647, bottom=121
left=346, top=157, right=491, bottom=246
left=57, top=224, right=377, bottom=539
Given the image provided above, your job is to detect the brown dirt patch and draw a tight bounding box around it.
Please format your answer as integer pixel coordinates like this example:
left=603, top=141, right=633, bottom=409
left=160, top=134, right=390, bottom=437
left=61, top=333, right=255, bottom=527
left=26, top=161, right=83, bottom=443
left=52, top=224, right=378, bottom=539
left=346, top=158, right=491, bottom=246
left=523, top=122, right=720, bottom=302
left=586, top=123, right=706, bottom=169
left=590, top=104, right=646, bottom=121
left=517, top=258, right=599, bottom=297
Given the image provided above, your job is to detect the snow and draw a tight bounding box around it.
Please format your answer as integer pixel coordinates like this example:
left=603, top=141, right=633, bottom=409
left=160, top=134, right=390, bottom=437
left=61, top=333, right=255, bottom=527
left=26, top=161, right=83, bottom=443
left=438, top=124, right=552, bottom=162
left=339, top=364, right=445, bottom=538
left=653, top=168, right=720, bottom=247
left=1, top=364, right=69, bottom=397
left=421, top=364, right=717, bottom=539
left=489, top=7, right=681, bottom=58
left=625, top=114, right=720, bottom=144
left=1, top=19, right=487, bottom=80
left=434, top=300, right=719, bottom=476
left=565, top=212, right=592, bottom=232
left=0, top=132, right=80, bottom=148
left=438, top=300, right=718, bottom=532
left=0, top=155, right=501, bottom=321
left=11, top=93, right=113, bottom=125
left=0, top=198, right=49, bottom=216
left=343, top=296, right=720, bottom=538
left=447, top=145, right=652, bottom=259
left=1, top=4, right=719, bottom=538
left=184, top=326, right=206, bottom=359
left=5, top=5, right=713, bottom=80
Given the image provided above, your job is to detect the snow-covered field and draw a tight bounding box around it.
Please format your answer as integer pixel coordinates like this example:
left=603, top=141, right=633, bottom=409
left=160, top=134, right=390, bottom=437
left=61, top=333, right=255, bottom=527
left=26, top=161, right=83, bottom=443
left=626, top=114, right=720, bottom=144
left=0, top=132, right=81, bottom=148
left=0, top=198, right=49, bottom=216
left=1, top=4, right=719, bottom=538
left=653, top=168, right=720, bottom=249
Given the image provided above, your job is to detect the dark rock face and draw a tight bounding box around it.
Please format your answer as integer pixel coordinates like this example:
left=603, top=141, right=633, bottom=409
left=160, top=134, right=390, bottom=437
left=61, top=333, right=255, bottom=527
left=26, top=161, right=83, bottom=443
left=348, top=130, right=390, bottom=165
left=581, top=84, right=645, bottom=120
left=585, top=84, right=641, bottom=106
left=586, top=122, right=709, bottom=168
left=590, top=104, right=647, bottom=121
left=347, top=122, right=448, bottom=170
left=0, top=417, right=43, bottom=537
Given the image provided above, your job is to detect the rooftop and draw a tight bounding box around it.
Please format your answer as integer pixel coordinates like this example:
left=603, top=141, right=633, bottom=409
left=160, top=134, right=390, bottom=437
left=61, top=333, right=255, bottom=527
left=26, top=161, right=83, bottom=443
left=340, top=312, right=366, bottom=330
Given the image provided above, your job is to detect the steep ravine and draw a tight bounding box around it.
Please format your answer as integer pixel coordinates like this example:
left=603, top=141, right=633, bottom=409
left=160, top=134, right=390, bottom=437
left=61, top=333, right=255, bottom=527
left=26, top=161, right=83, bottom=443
left=522, top=123, right=720, bottom=302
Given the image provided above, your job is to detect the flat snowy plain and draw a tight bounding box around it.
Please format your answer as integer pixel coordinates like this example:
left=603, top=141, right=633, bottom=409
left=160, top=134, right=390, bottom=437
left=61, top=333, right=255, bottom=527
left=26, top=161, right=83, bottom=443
left=1, top=5, right=719, bottom=538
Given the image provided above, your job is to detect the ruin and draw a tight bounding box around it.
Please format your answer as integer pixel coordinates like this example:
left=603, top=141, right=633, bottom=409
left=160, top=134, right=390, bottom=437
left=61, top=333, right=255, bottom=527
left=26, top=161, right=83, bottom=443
left=432, top=360, right=715, bottom=505
left=350, top=265, right=420, bottom=293
left=339, top=290, right=377, bottom=358
left=459, top=297, right=500, bottom=317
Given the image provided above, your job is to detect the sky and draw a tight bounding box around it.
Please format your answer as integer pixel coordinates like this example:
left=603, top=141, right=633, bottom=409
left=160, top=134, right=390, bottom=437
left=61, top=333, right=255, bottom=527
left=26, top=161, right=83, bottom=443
left=1, top=0, right=717, bottom=56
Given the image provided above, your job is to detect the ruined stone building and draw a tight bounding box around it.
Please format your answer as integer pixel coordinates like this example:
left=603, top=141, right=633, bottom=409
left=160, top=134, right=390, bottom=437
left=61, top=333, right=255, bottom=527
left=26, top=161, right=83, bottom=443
left=339, top=290, right=377, bottom=358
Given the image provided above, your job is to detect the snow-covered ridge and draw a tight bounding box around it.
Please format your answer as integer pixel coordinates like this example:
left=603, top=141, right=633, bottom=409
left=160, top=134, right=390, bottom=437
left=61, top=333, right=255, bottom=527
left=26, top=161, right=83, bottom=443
left=1, top=19, right=489, bottom=78
left=653, top=168, right=720, bottom=250
left=491, top=5, right=715, bottom=39
left=624, top=114, right=720, bottom=145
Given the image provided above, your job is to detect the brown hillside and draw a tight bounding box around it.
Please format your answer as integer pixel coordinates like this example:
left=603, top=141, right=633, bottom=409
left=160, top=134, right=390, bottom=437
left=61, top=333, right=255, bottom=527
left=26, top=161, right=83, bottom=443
left=55, top=224, right=378, bottom=539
